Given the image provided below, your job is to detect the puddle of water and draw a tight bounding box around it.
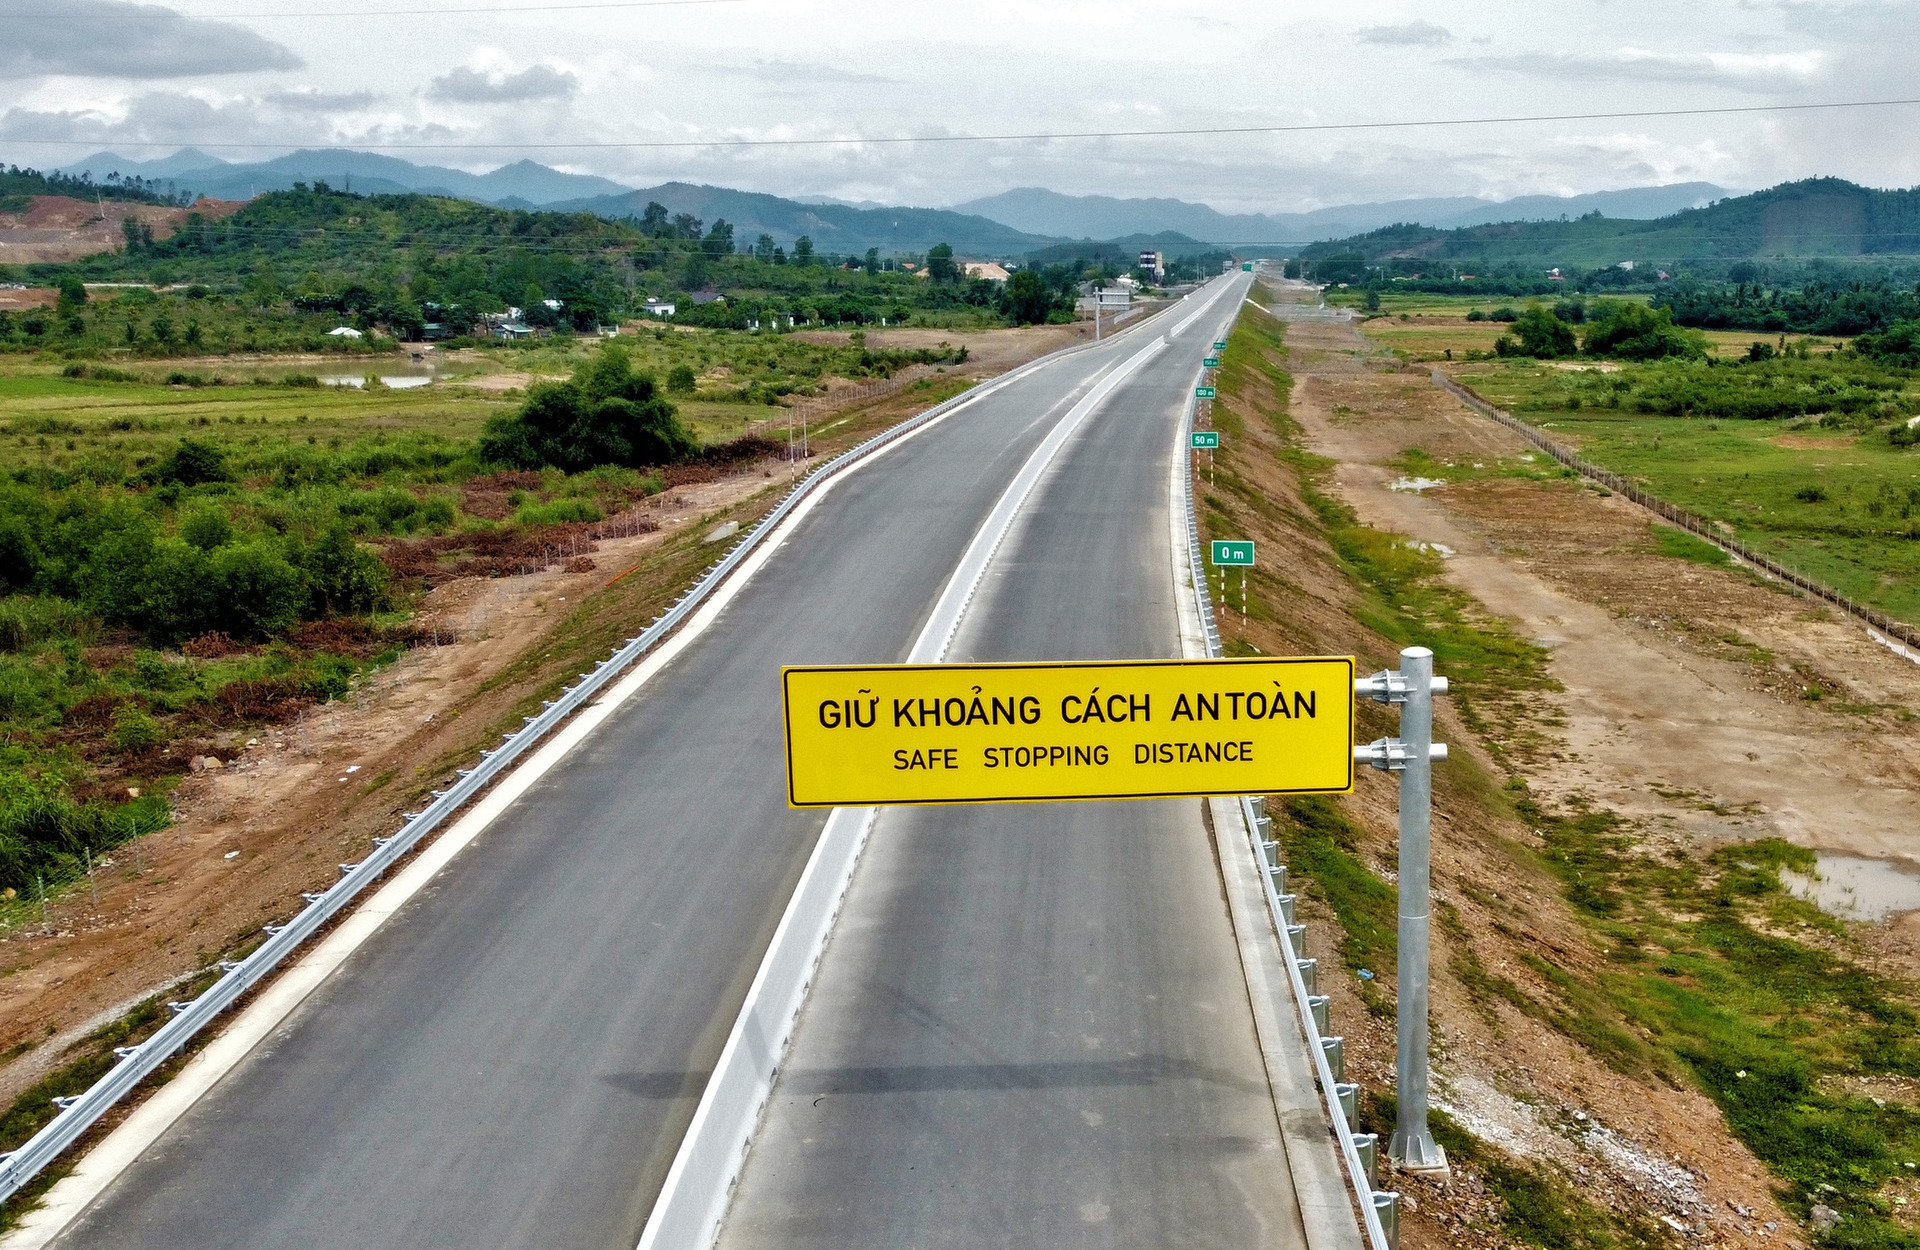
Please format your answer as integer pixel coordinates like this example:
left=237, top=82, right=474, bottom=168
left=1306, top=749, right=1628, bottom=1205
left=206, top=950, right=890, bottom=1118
left=1388, top=476, right=1446, bottom=493
left=1783, top=855, right=1920, bottom=922
left=318, top=375, right=433, bottom=389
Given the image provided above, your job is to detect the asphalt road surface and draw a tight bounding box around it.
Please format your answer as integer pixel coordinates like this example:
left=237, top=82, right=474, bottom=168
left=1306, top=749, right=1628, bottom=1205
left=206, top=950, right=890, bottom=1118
left=714, top=274, right=1309, bottom=1249
left=45, top=277, right=1284, bottom=1250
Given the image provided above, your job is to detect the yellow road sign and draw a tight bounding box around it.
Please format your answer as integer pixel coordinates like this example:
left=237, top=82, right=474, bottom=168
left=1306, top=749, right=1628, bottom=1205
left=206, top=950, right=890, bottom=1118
left=783, top=657, right=1354, bottom=807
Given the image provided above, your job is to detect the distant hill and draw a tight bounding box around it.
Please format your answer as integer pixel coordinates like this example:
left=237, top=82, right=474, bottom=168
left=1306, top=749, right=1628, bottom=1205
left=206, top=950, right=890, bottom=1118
left=56, top=149, right=633, bottom=207
left=1020, top=231, right=1215, bottom=266
left=954, top=183, right=1730, bottom=247
left=1297, top=178, right=1920, bottom=268
left=545, top=182, right=1057, bottom=256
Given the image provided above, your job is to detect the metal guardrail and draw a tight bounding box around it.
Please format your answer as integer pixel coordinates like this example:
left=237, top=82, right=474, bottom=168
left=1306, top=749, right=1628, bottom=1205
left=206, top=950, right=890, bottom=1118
left=1433, top=370, right=1920, bottom=651
left=0, top=329, right=1136, bottom=1211
left=1181, top=317, right=1397, bottom=1250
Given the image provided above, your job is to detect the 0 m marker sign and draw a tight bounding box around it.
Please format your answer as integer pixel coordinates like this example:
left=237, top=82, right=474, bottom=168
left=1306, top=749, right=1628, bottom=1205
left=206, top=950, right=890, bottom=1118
left=783, top=657, right=1354, bottom=806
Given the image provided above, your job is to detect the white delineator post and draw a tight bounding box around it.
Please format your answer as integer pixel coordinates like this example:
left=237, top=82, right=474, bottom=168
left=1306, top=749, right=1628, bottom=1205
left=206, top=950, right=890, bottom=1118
left=1356, top=645, right=1451, bottom=1175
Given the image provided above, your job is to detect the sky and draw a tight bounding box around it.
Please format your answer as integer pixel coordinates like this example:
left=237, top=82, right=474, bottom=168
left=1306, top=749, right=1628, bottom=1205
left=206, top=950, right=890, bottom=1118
left=0, top=0, right=1916, bottom=212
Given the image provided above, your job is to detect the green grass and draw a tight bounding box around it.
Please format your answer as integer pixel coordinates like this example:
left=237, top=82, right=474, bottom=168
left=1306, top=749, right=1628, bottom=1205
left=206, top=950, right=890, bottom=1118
left=1228, top=288, right=1920, bottom=1249
left=1455, top=356, right=1920, bottom=623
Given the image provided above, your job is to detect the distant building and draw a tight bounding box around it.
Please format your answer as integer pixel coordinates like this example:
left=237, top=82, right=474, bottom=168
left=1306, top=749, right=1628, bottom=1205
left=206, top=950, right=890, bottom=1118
left=1138, top=250, right=1164, bottom=280
left=1617, top=260, right=1636, bottom=271
left=642, top=298, right=677, bottom=318
left=963, top=262, right=1010, bottom=282
left=327, top=326, right=363, bottom=339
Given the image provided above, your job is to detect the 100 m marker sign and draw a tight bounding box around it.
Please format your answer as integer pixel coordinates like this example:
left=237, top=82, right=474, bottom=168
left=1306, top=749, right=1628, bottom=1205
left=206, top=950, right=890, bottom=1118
left=783, top=657, right=1354, bottom=806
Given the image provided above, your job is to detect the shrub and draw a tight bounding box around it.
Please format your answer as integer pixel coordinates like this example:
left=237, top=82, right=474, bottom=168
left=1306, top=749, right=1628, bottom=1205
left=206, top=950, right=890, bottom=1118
left=1494, top=305, right=1577, bottom=359
left=1582, top=301, right=1706, bottom=360
left=179, top=506, right=232, bottom=551
left=666, top=363, right=697, bottom=392
left=302, top=523, right=389, bottom=617
left=1854, top=320, right=1920, bottom=370
left=478, top=344, right=698, bottom=472
left=152, top=438, right=231, bottom=486
left=109, top=705, right=162, bottom=752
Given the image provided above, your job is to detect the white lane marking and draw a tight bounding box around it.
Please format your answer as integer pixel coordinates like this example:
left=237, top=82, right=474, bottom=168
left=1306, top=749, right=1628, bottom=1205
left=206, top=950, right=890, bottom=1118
left=0, top=342, right=1111, bottom=1250
left=909, top=335, right=1168, bottom=664
left=639, top=332, right=1175, bottom=1250
left=1172, top=274, right=1243, bottom=338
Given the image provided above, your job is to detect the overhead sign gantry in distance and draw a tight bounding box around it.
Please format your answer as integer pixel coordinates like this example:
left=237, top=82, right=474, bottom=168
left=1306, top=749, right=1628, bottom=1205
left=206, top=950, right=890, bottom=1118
left=784, top=657, right=1354, bottom=806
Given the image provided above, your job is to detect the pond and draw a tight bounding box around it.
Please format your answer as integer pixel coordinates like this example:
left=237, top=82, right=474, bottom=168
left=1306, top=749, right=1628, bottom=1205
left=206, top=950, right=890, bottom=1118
left=1783, top=854, right=1920, bottom=922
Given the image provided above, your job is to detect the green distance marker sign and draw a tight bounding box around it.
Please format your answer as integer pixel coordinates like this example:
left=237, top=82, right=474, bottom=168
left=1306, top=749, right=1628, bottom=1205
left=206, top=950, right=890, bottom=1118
left=1213, top=340, right=1227, bottom=351
left=1195, top=386, right=1216, bottom=399
left=1191, top=431, right=1220, bottom=449
left=1211, top=540, right=1254, bottom=567
left=1203, top=356, right=1220, bottom=368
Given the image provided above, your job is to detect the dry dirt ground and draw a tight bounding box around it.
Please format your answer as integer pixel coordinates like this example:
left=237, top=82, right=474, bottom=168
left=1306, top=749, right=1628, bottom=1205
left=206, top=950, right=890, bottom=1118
left=1215, top=295, right=1911, bottom=1248
left=0, top=196, right=246, bottom=265
left=0, top=322, right=1085, bottom=1108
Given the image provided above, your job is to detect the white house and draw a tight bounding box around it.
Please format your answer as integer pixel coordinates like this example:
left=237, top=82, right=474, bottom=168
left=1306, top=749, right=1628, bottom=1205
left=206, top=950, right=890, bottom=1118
left=642, top=298, right=677, bottom=318
left=963, top=262, right=1011, bottom=282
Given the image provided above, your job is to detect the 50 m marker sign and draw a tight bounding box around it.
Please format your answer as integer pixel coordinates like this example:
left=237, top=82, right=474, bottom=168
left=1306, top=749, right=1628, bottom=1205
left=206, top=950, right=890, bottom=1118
left=783, top=657, right=1354, bottom=806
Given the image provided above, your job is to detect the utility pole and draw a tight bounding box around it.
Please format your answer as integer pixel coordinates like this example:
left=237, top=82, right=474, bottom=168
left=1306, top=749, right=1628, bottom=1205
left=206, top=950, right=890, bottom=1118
left=1357, top=646, right=1452, bottom=1177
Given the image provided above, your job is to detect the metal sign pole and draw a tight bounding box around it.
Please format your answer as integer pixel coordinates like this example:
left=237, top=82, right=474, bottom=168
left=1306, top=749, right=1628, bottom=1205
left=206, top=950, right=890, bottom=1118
left=1357, top=645, right=1451, bottom=1176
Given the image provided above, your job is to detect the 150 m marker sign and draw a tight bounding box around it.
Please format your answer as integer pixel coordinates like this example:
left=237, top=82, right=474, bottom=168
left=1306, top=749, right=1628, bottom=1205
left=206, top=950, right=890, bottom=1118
left=783, top=657, right=1354, bottom=806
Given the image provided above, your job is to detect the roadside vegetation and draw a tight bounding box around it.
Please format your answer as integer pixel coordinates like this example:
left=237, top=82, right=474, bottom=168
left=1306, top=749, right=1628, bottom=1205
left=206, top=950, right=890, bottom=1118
left=1215, top=296, right=1920, bottom=1249
left=0, top=313, right=978, bottom=902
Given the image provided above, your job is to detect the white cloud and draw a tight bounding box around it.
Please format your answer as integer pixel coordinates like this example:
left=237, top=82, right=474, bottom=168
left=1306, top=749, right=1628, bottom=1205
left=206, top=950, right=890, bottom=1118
left=426, top=63, right=578, bottom=104
left=1355, top=21, right=1453, bottom=47
left=1452, top=46, right=1828, bottom=88
left=0, top=0, right=300, bottom=79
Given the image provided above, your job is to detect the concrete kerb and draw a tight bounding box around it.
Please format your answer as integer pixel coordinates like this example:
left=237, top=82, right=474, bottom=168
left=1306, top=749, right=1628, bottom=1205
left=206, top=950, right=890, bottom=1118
left=1180, top=292, right=1391, bottom=1250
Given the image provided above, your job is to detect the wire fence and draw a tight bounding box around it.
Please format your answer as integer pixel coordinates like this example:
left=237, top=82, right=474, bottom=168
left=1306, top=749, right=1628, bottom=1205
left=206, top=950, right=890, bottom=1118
left=1433, top=370, right=1920, bottom=652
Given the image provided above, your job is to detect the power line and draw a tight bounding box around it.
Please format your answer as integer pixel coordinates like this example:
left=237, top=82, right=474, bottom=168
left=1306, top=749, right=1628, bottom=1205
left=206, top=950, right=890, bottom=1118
left=5, top=96, right=1920, bottom=151
left=3, top=0, right=740, bottom=17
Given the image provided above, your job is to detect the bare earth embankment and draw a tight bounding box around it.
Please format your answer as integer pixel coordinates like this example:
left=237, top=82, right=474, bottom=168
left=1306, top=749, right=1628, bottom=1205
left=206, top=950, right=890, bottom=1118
left=1209, top=284, right=1920, bottom=1249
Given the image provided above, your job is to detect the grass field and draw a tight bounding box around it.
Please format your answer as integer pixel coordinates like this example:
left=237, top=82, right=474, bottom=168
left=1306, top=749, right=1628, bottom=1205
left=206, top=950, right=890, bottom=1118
left=1450, top=358, right=1920, bottom=622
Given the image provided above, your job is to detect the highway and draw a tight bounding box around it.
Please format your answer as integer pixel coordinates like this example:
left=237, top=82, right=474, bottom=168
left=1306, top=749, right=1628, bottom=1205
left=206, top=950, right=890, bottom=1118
left=714, top=274, right=1308, bottom=1248
left=31, top=273, right=1318, bottom=1249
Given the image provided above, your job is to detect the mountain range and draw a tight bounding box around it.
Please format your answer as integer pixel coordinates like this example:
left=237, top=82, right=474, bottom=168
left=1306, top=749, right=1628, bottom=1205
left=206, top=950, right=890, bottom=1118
left=46, top=147, right=1735, bottom=258
left=1296, top=177, right=1920, bottom=268
left=950, top=184, right=1732, bottom=248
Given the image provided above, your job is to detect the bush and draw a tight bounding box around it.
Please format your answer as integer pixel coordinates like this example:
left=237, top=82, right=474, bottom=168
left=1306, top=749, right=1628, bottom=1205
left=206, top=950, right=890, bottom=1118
left=303, top=523, right=389, bottom=617
left=1582, top=301, right=1706, bottom=360
left=152, top=438, right=231, bottom=486
left=1495, top=305, right=1577, bottom=359
left=478, top=344, right=697, bottom=472
left=1854, top=320, right=1920, bottom=370
left=666, top=363, right=697, bottom=393
left=180, top=506, right=232, bottom=551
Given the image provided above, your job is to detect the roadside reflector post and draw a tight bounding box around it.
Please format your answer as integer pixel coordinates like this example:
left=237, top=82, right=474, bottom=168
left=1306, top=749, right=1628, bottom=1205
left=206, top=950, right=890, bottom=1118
left=1356, top=645, right=1451, bottom=1176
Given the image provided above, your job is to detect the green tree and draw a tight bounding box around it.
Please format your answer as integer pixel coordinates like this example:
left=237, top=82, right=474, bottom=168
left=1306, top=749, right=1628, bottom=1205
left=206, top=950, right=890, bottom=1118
left=793, top=235, right=815, bottom=267
left=864, top=247, right=880, bottom=273
left=754, top=233, right=777, bottom=263
left=478, top=344, right=698, bottom=472
left=55, top=275, right=86, bottom=312
left=303, top=522, right=389, bottom=616
left=1581, top=301, right=1704, bottom=360
left=1002, top=269, right=1053, bottom=325
left=702, top=218, right=735, bottom=258
left=926, top=243, right=959, bottom=284
left=153, top=438, right=231, bottom=486
left=1495, top=305, right=1577, bottom=358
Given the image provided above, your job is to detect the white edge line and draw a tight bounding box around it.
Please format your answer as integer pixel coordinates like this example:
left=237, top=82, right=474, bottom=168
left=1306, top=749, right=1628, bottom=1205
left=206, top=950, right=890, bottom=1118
left=0, top=340, right=1072, bottom=1250
left=640, top=313, right=1206, bottom=1250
